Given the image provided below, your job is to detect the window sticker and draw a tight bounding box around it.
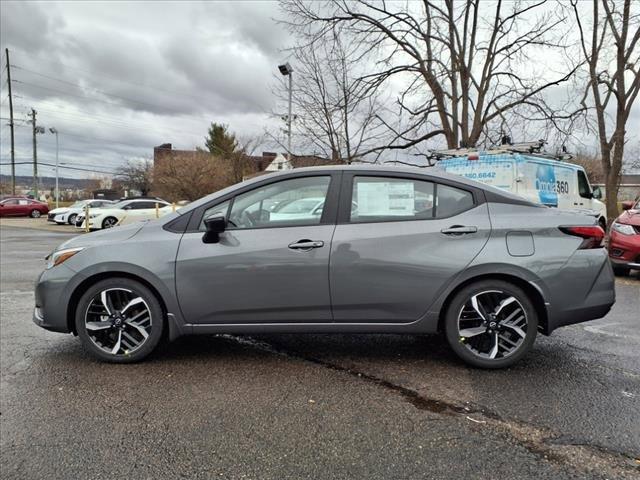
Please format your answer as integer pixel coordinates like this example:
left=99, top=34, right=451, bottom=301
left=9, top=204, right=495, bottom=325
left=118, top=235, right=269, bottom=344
left=357, top=181, right=415, bottom=216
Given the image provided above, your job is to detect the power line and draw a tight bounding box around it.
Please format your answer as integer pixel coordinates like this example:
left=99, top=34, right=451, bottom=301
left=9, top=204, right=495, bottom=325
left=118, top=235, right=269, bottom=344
left=11, top=65, right=176, bottom=112
left=10, top=55, right=227, bottom=108
left=0, top=161, right=116, bottom=175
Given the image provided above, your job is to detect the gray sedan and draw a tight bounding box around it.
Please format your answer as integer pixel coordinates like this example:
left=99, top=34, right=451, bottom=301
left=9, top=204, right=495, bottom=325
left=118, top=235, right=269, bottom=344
left=34, top=166, right=615, bottom=368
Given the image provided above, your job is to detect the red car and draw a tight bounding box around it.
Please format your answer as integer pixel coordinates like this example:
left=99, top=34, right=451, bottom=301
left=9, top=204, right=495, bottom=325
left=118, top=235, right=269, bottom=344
left=0, top=198, right=49, bottom=218
left=609, top=197, right=640, bottom=275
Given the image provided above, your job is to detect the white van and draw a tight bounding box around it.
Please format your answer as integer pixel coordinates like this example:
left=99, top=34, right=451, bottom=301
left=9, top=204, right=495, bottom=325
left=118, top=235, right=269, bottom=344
left=438, top=152, right=607, bottom=228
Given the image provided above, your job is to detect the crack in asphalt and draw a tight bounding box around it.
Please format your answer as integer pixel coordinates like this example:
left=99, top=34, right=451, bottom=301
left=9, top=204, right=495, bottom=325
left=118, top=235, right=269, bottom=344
left=220, top=334, right=640, bottom=480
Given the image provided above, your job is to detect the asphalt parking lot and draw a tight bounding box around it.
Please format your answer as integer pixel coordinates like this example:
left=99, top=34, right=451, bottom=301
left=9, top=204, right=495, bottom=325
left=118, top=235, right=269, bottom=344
left=1, top=225, right=639, bottom=480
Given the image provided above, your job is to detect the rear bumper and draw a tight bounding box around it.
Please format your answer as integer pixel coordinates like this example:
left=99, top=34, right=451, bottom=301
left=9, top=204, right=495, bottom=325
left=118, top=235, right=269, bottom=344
left=544, top=249, right=615, bottom=334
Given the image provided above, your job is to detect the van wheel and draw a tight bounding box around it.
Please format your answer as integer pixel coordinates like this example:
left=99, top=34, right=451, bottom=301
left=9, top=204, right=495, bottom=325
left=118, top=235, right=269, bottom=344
left=75, top=278, right=164, bottom=363
left=598, top=218, right=607, bottom=232
left=444, top=280, right=538, bottom=369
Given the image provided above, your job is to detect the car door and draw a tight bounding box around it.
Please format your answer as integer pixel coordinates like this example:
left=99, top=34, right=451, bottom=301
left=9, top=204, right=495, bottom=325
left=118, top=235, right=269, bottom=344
left=330, top=173, right=491, bottom=323
left=17, top=199, right=31, bottom=216
left=175, top=173, right=340, bottom=324
left=0, top=199, right=19, bottom=216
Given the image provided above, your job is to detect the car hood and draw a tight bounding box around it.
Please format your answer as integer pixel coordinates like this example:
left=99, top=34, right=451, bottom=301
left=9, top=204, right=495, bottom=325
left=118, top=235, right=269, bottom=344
left=616, top=209, right=640, bottom=227
left=56, top=221, right=145, bottom=251
left=49, top=207, right=70, bottom=215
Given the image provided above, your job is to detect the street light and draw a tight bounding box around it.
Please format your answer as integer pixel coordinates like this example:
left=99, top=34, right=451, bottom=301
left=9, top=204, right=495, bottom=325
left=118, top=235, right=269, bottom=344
left=49, top=127, right=59, bottom=208
left=278, top=62, right=293, bottom=163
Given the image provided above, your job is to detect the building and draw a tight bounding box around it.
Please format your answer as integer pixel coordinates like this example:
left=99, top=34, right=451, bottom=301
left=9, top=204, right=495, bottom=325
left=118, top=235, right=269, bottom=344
left=593, top=174, right=640, bottom=201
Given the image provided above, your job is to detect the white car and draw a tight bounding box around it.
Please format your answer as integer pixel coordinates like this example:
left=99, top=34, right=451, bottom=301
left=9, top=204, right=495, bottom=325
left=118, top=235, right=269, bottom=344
left=76, top=198, right=171, bottom=230
left=48, top=200, right=114, bottom=225
left=269, top=197, right=325, bottom=222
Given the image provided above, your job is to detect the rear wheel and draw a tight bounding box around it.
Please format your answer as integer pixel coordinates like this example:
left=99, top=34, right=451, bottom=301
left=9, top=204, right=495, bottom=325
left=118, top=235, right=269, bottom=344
left=102, top=216, right=118, bottom=229
left=444, top=280, right=538, bottom=369
left=68, top=213, right=77, bottom=225
left=30, top=209, right=41, bottom=218
left=75, top=278, right=164, bottom=363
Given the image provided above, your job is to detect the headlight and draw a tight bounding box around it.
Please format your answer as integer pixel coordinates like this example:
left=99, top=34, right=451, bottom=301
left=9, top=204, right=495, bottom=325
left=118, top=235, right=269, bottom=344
left=612, top=222, right=635, bottom=235
left=46, top=247, right=84, bottom=269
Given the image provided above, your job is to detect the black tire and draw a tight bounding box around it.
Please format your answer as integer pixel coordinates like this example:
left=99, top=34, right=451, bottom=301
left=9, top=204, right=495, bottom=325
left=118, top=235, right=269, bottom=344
left=612, top=265, right=630, bottom=276
left=30, top=209, right=41, bottom=218
left=68, top=213, right=77, bottom=225
left=598, top=218, right=607, bottom=232
left=444, top=280, right=538, bottom=369
left=102, top=216, right=118, bottom=229
left=75, top=277, right=164, bottom=363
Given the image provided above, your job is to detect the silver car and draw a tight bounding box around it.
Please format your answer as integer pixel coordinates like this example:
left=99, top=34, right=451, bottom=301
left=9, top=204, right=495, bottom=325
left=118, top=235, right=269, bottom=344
left=34, top=166, right=615, bottom=368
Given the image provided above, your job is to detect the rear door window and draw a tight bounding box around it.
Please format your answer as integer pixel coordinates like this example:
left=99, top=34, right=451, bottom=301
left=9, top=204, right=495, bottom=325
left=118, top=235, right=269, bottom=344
left=349, top=176, right=474, bottom=222
left=435, top=185, right=475, bottom=218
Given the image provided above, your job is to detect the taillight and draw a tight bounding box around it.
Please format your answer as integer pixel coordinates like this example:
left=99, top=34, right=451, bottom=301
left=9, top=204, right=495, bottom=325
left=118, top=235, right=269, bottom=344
left=559, top=226, right=605, bottom=249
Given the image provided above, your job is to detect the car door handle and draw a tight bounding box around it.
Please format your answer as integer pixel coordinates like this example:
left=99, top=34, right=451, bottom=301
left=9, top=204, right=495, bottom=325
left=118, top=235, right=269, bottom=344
left=288, top=239, right=325, bottom=251
left=440, top=225, right=478, bottom=235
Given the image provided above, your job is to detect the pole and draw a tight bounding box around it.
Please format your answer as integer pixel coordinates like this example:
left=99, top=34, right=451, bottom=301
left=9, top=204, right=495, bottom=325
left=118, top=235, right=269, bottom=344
left=287, top=73, right=292, bottom=163
left=30, top=109, right=38, bottom=200
left=54, top=131, right=59, bottom=208
left=5, top=49, right=15, bottom=195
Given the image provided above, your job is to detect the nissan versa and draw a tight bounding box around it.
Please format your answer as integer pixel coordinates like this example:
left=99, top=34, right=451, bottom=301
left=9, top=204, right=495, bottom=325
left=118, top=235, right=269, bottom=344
left=34, top=166, right=615, bottom=368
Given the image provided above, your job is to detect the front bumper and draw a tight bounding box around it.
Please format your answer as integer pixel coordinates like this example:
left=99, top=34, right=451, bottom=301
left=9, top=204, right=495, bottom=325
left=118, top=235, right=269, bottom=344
left=33, top=264, right=84, bottom=334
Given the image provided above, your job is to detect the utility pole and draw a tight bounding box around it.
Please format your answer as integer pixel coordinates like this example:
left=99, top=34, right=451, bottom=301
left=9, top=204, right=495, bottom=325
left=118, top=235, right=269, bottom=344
left=5, top=48, right=15, bottom=195
left=30, top=109, right=39, bottom=200
left=278, top=63, right=294, bottom=163
left=49, top=128, right=59, bottom=208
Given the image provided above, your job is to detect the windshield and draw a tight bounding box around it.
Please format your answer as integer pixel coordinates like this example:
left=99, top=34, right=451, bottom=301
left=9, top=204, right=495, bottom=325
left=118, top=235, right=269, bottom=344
left=70, top=201, right=88, bottom=208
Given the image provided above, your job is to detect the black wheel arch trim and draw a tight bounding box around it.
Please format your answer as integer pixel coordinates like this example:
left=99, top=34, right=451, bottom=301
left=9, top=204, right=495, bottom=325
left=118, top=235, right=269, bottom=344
left=428, top=263, right=551, bottom=335
left=67, top=262, right=190, bottom=340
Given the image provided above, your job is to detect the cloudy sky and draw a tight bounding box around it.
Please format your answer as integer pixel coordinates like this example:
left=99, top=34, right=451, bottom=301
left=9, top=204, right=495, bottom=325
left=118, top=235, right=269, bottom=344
left=0, top=1, right=638, bottom=182
left=0, top=1, right=290, bottom=180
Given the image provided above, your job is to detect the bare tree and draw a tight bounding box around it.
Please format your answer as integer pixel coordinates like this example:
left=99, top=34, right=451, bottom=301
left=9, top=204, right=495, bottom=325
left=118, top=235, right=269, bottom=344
left=116, top=159, right=154, bottom=196
left=281, top=0, right=580, bottom=154
left=154, top=152, right=231, bottom=202
left=272, top=25, right=389, bottom=162
left=571, top=0, right=640, bottom=223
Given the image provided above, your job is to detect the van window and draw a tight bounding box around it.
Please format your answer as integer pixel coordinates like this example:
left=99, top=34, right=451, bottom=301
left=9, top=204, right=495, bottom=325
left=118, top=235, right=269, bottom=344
left=577, top=171, right=592, bottom=199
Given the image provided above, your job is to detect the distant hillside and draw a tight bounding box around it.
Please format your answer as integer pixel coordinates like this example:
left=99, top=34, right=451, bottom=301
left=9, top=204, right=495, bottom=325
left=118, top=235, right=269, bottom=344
left=0, top=174, right=93, bottom=189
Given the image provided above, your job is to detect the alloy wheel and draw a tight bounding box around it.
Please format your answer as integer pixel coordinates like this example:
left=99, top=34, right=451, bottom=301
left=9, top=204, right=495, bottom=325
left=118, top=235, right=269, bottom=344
left=457, top=290, right=528, bottom=360
left=84, top=288, right=152, bottom=356
left=31, top=210, right=41, bottom=218
left=103, top=217, right=118, bottom=228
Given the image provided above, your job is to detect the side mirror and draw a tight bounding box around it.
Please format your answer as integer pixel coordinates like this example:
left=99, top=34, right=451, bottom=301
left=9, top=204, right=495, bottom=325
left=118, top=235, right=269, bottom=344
left=202, top=214, right=227, bottom=244
left=621, top=201, right=633, bottom=211
left=592, top=186, right=602, bottom=200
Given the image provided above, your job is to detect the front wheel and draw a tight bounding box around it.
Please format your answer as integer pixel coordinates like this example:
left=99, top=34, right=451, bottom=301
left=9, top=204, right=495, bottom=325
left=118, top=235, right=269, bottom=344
left=444, top=280, right=538, bottom=369
left=30, top=209, right=41, bottom=218
left=102, top=216, right=118, bottom=229
left=68, top=213, right=77, bottom=225
left=75, top=278, right=164, bottom=363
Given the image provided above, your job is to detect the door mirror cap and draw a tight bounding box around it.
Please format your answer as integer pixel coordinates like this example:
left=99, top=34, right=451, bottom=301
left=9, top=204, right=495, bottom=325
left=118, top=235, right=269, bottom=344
left=621, top=200, right=634, bottom=211
left=592, top=186, right=602, bottom=200
left=203, top=214, right=227, bottom=243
